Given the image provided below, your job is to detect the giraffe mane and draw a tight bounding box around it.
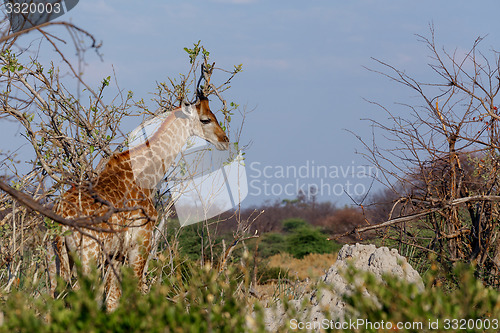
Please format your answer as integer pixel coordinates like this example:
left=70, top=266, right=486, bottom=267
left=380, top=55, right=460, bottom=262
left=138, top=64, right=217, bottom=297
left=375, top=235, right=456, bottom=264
left=121, top=108, right=179, bottom=157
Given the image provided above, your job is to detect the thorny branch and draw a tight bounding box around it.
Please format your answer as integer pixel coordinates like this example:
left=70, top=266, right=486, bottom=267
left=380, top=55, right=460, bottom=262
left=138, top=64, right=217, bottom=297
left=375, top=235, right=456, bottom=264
left=356, top=27, right=500, bottom=282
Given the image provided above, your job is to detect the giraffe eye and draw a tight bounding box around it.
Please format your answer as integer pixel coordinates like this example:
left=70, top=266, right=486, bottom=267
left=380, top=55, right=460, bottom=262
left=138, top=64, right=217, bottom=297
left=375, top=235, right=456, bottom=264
left=200, top=118, right=211, bottom=124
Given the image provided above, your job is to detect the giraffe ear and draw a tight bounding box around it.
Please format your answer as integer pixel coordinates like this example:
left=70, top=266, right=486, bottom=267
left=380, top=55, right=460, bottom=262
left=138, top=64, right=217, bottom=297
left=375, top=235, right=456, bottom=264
left=181, top=102, right=195, bottom=118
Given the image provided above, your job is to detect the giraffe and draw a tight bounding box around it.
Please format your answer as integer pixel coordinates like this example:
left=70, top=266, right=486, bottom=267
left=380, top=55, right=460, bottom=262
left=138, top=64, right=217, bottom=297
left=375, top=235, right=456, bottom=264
left=47, top=92, right=229, bottom=311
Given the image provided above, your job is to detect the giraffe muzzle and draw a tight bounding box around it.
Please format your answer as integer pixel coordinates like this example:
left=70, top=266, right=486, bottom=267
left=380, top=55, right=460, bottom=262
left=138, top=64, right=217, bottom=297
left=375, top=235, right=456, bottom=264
left=215, top=141, right=230, bottom=151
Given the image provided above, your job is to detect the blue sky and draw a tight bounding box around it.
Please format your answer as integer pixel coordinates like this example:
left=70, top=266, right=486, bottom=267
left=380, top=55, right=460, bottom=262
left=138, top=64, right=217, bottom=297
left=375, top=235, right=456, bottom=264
left=3, top=0, right=500, bottom=207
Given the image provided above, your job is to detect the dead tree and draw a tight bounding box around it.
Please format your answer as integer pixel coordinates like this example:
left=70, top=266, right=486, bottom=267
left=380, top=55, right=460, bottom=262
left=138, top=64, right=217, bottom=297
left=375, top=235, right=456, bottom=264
left=351, top=27, right=500, bottom=284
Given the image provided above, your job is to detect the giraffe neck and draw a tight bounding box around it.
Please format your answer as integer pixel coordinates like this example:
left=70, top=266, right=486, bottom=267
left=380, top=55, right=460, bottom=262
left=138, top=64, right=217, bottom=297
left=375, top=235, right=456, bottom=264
left=129, top=108, right=196, bottom=189
left=101, top=107, right=198, bottom=192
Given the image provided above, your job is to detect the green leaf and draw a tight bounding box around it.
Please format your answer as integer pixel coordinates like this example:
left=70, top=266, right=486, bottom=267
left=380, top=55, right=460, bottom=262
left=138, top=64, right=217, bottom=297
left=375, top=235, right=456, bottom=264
left=62, top=229, right=73, bottom=236
left=90, top=145, right=95, bottom=154
left=234, top=64, right=243, bottom=73
left=102, top=76, right=111, bottom=87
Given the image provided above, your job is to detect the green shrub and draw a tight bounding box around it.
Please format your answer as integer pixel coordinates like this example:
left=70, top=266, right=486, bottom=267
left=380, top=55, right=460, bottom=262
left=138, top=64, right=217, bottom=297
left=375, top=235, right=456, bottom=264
left=170, top=223, right=203, bottom=261
left=342, top=263, right=500, bottom=333
left=257, top=233, right=287, bottom=258
left=286, top=227, right=336, bottom=259
left=3, top=256, right=499, bottom=332
left=0, top=264, right=267, bottom=332
left=282, top=218, right=308, bottom=233
left=245, top=218, right=341, bottom=260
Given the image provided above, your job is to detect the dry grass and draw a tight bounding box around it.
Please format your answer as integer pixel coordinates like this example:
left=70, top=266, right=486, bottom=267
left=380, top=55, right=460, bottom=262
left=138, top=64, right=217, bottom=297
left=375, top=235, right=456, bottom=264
left=267, top=252, right=337, bottom=281
left=252, top=252, right=338, bottom=304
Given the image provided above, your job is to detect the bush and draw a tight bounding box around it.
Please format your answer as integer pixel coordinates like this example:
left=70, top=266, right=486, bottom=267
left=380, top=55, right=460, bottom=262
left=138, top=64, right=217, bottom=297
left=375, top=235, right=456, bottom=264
left=256, top=233, right=287, bottom=258
left=246, top=218, right=341, bottom=260
left=286, top=226, right=338, bottom=259
left=0, top=264, right=267, bottom=332
left=282, top=218, right=308, bottom=233
left=165, top=221, right=226, bottom=263
left=3, top=253, right=499, bottom=332
left=342, top=263, right=500, bottom=333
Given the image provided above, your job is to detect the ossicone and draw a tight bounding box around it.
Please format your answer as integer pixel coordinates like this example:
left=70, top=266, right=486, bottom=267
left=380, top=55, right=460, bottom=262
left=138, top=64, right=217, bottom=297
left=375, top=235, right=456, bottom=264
left=197, top=89, right=208, bottom=101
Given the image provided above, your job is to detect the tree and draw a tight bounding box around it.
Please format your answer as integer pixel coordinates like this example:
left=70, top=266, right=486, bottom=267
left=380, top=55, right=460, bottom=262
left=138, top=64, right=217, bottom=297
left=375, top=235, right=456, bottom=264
left=352, top=27, right=500, bottom=284
left=0, top=12, right=247, bottom=293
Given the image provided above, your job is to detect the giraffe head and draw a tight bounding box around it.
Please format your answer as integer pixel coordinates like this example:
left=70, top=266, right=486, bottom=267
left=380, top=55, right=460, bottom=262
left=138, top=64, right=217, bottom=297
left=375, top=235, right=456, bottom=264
left=182, top=91, right=229, bottom=150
